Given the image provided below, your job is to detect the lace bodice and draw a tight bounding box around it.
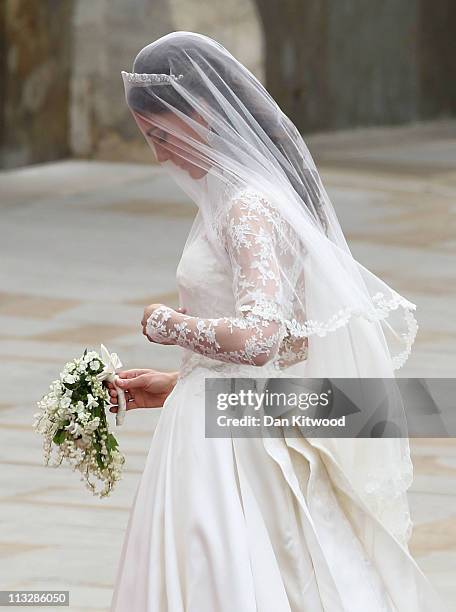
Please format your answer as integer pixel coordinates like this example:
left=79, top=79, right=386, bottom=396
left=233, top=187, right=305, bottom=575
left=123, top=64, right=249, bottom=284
left=145, top=188, right=309, bottom=377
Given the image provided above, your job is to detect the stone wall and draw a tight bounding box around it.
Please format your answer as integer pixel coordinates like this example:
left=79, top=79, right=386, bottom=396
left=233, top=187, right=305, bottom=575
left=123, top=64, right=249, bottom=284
left=258, top=0, right=456, bottom=133
left=0, top=0, right=74, bottom=168
left=327, top=0, right=419, bottom=128
left=70, top=0, right=174, bottom=161
left=417, top=0, right=456, bottom=119
left=1, top=0, right=455, bottom=168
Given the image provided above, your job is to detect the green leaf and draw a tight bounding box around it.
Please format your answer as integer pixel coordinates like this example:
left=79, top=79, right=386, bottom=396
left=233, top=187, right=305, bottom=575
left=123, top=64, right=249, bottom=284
left=53, top=429, right=67, bottom=445
left=106, top=433, right=119, bottom=451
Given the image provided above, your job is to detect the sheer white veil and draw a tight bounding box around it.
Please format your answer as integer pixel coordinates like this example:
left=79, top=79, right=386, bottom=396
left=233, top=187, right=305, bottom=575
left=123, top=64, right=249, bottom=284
left=121, top=31, right=417, bottom=547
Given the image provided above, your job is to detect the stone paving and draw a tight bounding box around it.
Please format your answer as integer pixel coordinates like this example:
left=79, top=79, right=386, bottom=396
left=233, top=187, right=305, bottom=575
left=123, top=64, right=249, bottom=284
left=0, top=119, right=455, bottom=610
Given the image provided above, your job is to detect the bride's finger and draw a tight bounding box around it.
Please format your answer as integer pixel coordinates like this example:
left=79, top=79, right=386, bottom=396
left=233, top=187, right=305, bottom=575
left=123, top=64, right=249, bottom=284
left=109, top=398, right=137, bottom=412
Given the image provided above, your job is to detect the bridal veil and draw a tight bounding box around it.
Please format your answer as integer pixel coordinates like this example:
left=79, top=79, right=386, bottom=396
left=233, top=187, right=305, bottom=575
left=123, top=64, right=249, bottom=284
left=120, top=31, right=418, bottom=548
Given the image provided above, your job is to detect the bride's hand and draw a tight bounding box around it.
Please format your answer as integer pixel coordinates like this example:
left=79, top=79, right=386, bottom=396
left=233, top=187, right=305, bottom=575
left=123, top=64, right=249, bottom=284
left=105, top=369, right=178, bottom=411
left=142, top=304, right=186, bottom=344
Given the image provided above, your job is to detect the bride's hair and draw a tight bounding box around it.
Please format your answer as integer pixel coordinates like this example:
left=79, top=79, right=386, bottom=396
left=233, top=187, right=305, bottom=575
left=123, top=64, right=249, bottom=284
left=126, top=34, right=327, bottom=233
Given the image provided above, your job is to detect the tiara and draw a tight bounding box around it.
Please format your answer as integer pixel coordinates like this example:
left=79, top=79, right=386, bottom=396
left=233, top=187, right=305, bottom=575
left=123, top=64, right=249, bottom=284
left=121, top=71, right=184, bottom=85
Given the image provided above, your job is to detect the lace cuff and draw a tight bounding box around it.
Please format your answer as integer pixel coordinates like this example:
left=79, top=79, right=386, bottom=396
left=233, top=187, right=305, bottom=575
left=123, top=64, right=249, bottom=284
left=146, top=304, right=287, bottom=366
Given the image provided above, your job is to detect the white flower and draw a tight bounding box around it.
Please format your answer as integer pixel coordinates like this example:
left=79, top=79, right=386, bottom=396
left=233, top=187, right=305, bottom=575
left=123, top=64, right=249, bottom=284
left=86, top=417, right=100, bottom=432
left=89, top=360, right=99, bottom=371
left=54, top=378, right=64, bottom=390
left=65, top=421, right=83, bottom=437
left=69, top=400, right=84, bottom=415
left=86, top=394, right=99, bottom=409
left=60, top=396, right=72, bottom=409
left=63, top=373, right=76, bottom=384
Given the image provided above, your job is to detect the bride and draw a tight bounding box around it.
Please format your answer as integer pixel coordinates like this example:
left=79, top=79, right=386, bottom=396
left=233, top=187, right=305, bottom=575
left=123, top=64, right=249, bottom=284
left=108, top=32, right=447, bottom=611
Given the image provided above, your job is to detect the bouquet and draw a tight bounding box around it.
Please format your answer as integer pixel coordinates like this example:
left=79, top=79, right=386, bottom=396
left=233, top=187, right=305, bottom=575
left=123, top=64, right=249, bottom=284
left=33, top=344, right=127, bottom=498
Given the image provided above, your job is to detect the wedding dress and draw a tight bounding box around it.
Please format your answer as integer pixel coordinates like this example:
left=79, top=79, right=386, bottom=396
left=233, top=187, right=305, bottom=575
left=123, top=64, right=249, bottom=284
left=112, top=31, right=448, bottom=611
left=110, top=185, right=447, bottom=612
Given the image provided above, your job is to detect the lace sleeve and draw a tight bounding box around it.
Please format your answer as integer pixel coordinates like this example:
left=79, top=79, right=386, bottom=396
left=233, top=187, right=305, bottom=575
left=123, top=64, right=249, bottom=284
left=145, top=192, right=288, bottom=366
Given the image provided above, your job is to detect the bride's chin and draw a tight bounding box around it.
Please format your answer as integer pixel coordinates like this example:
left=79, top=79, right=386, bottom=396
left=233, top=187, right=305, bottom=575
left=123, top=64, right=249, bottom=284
left=188, top=167, right=208, bottom=180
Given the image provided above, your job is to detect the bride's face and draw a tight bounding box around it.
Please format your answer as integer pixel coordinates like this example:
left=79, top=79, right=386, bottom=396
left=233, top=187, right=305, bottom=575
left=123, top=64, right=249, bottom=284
left=134, top=111, right=210, bottom=180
